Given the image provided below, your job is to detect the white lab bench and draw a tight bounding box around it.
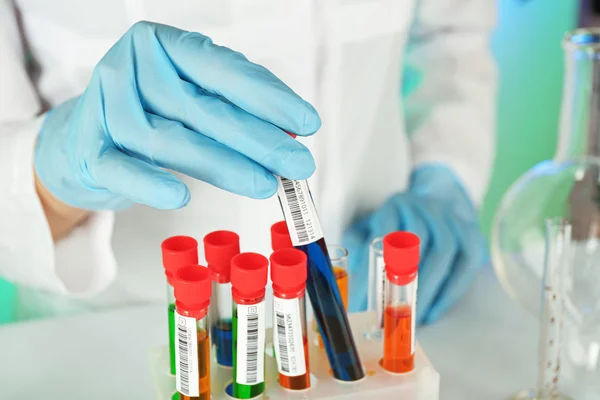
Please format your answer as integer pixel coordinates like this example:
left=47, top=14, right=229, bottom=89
left=0, top=267, right=538, bottom=400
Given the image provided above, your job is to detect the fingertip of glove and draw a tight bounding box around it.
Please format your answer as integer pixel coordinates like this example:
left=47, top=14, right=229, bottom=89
left=300, top=101, right=322, bottom=135
left=279, top=148, right=315, bottom=180
left=252, top=186, right=278, bottom=200
left=249, top=172, right=278, bottom=199
left=155, top=181, right=191, bottom=210
left=178, top=187, right=192, bottom=208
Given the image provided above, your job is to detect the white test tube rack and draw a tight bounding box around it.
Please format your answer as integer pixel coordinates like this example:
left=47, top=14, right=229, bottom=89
left=149, top=311, right=440, bottom=400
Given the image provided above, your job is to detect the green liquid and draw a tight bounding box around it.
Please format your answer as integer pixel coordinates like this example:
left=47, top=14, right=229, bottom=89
left=232, top=308, right=264, bottom=399
left=168, top=303, right=179, bottom=400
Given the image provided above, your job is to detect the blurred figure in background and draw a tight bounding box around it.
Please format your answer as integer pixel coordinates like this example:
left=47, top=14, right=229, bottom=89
left=0, top=1, right=496, bottom=323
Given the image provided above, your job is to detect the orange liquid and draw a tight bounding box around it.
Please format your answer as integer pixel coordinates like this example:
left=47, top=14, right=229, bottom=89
left=180, top=330, right=211, bottom=400
left=278, top=336, right=311, bottom=390
left=381, top=305, right=414, bottom=373
left=316, top=267, right=348, bottom=348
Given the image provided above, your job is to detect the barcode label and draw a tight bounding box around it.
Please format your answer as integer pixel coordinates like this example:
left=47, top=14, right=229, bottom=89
left=375, top=255, right=386, bottom=329
left=273, top=297, right=306, bottom=377
left=175, top=312, right=199, bottom=397
left=236, top=302, right=266, bottom=385
left=276, top=177, right=324, bottom=246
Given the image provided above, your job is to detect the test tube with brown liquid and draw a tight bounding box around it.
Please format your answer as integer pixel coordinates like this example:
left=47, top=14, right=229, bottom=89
left=173, top=265, right=212, bottom=400
left=270, top=248, right=311, bottom=391
left=161, top=236, right=199, bottom=400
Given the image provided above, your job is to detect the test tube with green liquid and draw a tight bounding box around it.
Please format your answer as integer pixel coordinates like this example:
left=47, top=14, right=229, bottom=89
left=230, top=252, right=268, bottom=399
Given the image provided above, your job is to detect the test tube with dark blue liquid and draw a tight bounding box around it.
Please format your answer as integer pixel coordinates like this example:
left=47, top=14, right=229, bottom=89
left=203, top=230, right=240, bottom=368
left=276, top=176, right=365, bottom=382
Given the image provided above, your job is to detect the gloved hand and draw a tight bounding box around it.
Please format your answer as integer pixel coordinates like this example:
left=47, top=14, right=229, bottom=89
left=343, top=165, right=488, bottom=324
left=35, top=22, right=320, bottom=211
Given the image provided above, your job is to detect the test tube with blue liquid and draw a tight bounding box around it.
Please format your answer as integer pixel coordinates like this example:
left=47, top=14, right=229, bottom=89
left=203, top=230, right=240, bottom=368
left=276, top=150, right=365, bottom=381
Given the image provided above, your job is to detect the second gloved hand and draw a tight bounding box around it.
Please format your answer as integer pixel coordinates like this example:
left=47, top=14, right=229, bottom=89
left=343, top=165, right=489, bottom=324
left=35, top=21, right=321, bottom=211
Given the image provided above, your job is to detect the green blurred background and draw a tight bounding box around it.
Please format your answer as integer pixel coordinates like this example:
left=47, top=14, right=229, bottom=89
left=0, top=1, right=581, bottom=324
left=481, top=0, right=579, bottom=236
left=0, top=279, right=15, bottom=323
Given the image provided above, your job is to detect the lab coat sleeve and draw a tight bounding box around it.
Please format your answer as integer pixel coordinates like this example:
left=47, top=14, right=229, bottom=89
left=0, top=2, right=117, bottom=296
left=404, top=0, right=498, bottom=206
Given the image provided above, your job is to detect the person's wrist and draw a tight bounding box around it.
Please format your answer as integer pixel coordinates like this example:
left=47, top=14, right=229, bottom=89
left=34, top=168, right=90, bottom=240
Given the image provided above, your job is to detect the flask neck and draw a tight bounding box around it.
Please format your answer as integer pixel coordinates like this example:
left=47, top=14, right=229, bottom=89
left=557, top=29, right=600, bottom=161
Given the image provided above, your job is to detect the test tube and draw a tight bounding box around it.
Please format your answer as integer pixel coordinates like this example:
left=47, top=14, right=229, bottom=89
left=270, top=248, right=311, bottom=391
left=172, top=265, right=212, bottom=400
left=276, top=173, right=364, bottom=382
left=314, top=245, right=348, bottom=349
left=161, top=236, right=199, bottom=387
left=381, top=232, right=420, bottom=374
left=203, top=230, right=240, bottom=368
left=230, top=253, right=269, bottom=398
left=270, top=221, right=294, bottom=251
left=329, top=245, right=349, bottom=308
left=367, top=237, right=385, bottom=338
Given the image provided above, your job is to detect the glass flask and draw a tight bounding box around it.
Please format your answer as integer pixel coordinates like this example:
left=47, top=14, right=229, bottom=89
left=492, top=28, right=600, bottom=314
left=513, top=218, right=600, bottom=400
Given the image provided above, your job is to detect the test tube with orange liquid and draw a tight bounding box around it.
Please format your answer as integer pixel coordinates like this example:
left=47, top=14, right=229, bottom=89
left=172, top=265, right=212, bottom=400
left=314, top=245, right=349, bottom=348
left=381, top=232, right=420, bottom=374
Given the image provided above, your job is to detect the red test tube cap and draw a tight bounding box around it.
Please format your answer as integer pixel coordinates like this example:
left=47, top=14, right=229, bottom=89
left=231, top=252, right=269, bottom=300
left=383, top=231, right=420, bottom=281
left=172, top=265, right=212, bottom=312
left=161, top=236, right=199, bottom=281
left=271, top=221, right=293, bottom=251
left=270, top=248, right=307, bottom=296
left=203, top=230, right=240, bottom=280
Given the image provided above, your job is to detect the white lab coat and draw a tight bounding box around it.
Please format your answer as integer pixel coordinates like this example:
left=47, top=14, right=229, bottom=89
left=0, top=0, right=497, bottom=320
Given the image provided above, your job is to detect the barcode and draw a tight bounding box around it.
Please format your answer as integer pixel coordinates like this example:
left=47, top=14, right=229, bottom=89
left=276, top=312, right=290, bottom=373
left=236, top=303, right=265, bottom=385
left=280, top=178, right=309, bottom=243
left=245, top=313, right=259, bottom=384
left=175, top=313, right=199, bottom=396
left=177, top=322, right=190, bottom=395
left=272, top=298, right=306, bottom=377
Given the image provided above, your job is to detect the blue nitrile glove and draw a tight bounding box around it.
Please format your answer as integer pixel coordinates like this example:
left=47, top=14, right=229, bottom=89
left=343, top=165, right=488, bottom=324
left=34, top=22, right=320, bottom=211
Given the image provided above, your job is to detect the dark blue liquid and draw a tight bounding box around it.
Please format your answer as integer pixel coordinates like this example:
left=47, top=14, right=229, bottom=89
left=298, top=238, right=364, bottom=381
left=213, top=320, right=233, bottom=367
left=225, top=383, right=234, bottom=396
